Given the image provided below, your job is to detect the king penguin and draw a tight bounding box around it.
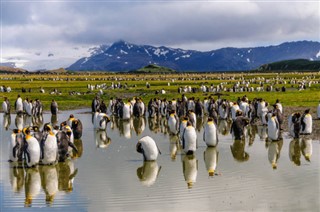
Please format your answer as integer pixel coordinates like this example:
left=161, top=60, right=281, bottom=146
left=182, top=121, right=197, bottom=155
left=267, top=113, right=280, bottom=141
left=136, top=136, right=161, bottom=161
left=9, top=129, right=24, bottom=162
left=23, top=127, right=41, bottom=168
left=40, top=124, right=58, bottom=165
left=203, top=117, right=218, bottom=147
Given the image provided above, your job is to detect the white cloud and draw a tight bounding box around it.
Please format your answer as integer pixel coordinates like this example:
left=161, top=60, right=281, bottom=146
left=1, top=1, right=319, bottom=70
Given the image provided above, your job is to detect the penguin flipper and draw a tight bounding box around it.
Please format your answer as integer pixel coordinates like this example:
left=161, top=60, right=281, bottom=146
left=13, top=142, right=20, bottom=159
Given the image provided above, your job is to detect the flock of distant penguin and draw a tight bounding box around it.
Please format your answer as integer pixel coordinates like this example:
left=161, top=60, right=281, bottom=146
left=2, top=93, right=319, bottom=170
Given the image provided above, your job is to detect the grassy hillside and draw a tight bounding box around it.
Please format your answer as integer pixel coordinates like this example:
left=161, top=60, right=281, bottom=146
left=130, top=64, right=176, bottom=73
left=258, top=59, right=320, bottom=71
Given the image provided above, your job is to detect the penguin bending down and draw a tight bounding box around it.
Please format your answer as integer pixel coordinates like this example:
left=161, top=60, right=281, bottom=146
left=182, top=121, right=197, bottom=155
left=23, top=127, right=41, bottom=168
left=40, top=124, right=58, bottom=165
left=9, top=129, right=24, bottom=162
left=203, top=117, right=218, bottom=147
left=136, top=136, right=161, bottom=161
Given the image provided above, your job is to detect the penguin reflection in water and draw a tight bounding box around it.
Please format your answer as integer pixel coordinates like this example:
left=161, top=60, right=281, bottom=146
left=182, top=154, right=198, bottom=189
left=266, top=137, right=283, bottom=169
left=136, top=161, right=161, bottom=187
left=204, top=147, right=219, bottom=177
left=136, top=136, right=161, bottom=161
left=289, top=138, right=302, bottom=166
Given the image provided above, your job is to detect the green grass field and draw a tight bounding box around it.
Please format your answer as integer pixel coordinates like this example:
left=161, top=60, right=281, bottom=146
left=1, top=72, right=319, bottom=111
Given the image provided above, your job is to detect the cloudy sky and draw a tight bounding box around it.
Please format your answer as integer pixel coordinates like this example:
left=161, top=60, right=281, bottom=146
left=1, top=0, right=319, bottom=70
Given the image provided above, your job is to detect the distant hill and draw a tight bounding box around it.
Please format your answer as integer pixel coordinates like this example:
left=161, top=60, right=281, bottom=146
left=257, top=59, right=320, bottom=71
left=0, top=66, right=28, bottom=73
left=67, top=40, right=320, bottom=72
left=130, top=64, right=176, bottom=73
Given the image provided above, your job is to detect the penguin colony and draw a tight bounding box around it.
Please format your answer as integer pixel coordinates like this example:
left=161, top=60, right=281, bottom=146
left=2, top=89, right=318, bottom=191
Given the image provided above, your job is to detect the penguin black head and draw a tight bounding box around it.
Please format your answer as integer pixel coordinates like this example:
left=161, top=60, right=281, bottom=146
left=304, top=109, right=310, bottom=114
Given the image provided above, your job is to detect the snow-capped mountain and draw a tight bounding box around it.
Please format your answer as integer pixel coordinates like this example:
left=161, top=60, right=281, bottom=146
left=67, top=40, right=320, bottom=72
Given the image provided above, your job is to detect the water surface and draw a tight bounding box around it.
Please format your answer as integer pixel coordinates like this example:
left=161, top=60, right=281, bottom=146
left=1, top=110, right=319, bottom=211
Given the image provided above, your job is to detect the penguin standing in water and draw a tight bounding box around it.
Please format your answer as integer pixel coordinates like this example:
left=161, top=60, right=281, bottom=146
left=23, top=127, right=41, bottom=168
left=15, top=94, right=23, bottom=113
left=168, top=110, right=179, bottom=135
left=203, top=117, right=218, bottom=147
left=182, top=121, right=197, bottom=155
left=40, top=124, right=58, bottom=165
left=300, top=109, right=312, bottom=135
left=136, top=136, right=161, bottom=161
left=179, top=116, right=189, bottom=140
left=122, top=100, right=132, bottom=120
left=230, top=111, right=249, bottom=140
left=267, top=113, right=280, bottom=141
left=2, top=97, right=11, bottom=114
left=9, top=129, right=24, bottom=162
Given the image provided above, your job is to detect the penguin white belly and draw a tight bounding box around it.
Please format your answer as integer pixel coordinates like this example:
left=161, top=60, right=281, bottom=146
left=122, top=104, right=131, bottom=120
left=218, top=107, right=228, bottom=119
left=26, top=104, right=33, bottom=116
left=16, top=99, right=23, bottom=111
left=26, top=137, right=41, bottom=167
left=204, top=124, right=218, bottom=147
left=138, top=136, right=159, bottom=161
left=183, top=127, right=197, bottom=153
left=168, top=116, right=178, bottom=134
left=2, top=102, right=7, bottom=113
left=9, top=134, right=19, bottom=162
left=231, top=105, right=240, bottom=120
left=96, top=113, right=107, bottom=130
left=267, top=117, right=279, bottom=141
left=42, top=134, right=58, bottom=164
left=301, top=115, right=312, bottom=134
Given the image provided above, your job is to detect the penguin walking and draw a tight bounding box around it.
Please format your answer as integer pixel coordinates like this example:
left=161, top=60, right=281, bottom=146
left=203, top=117, right=218, bottom=147
left=9, top=129, right=24, bottom=162
left=40, top=124, right=58, bottom=165
left=23, top=127, right=41, bottom=168
left=136, top=136, right=161, bottom=161
left=182, top=121, right=197, bottom=155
